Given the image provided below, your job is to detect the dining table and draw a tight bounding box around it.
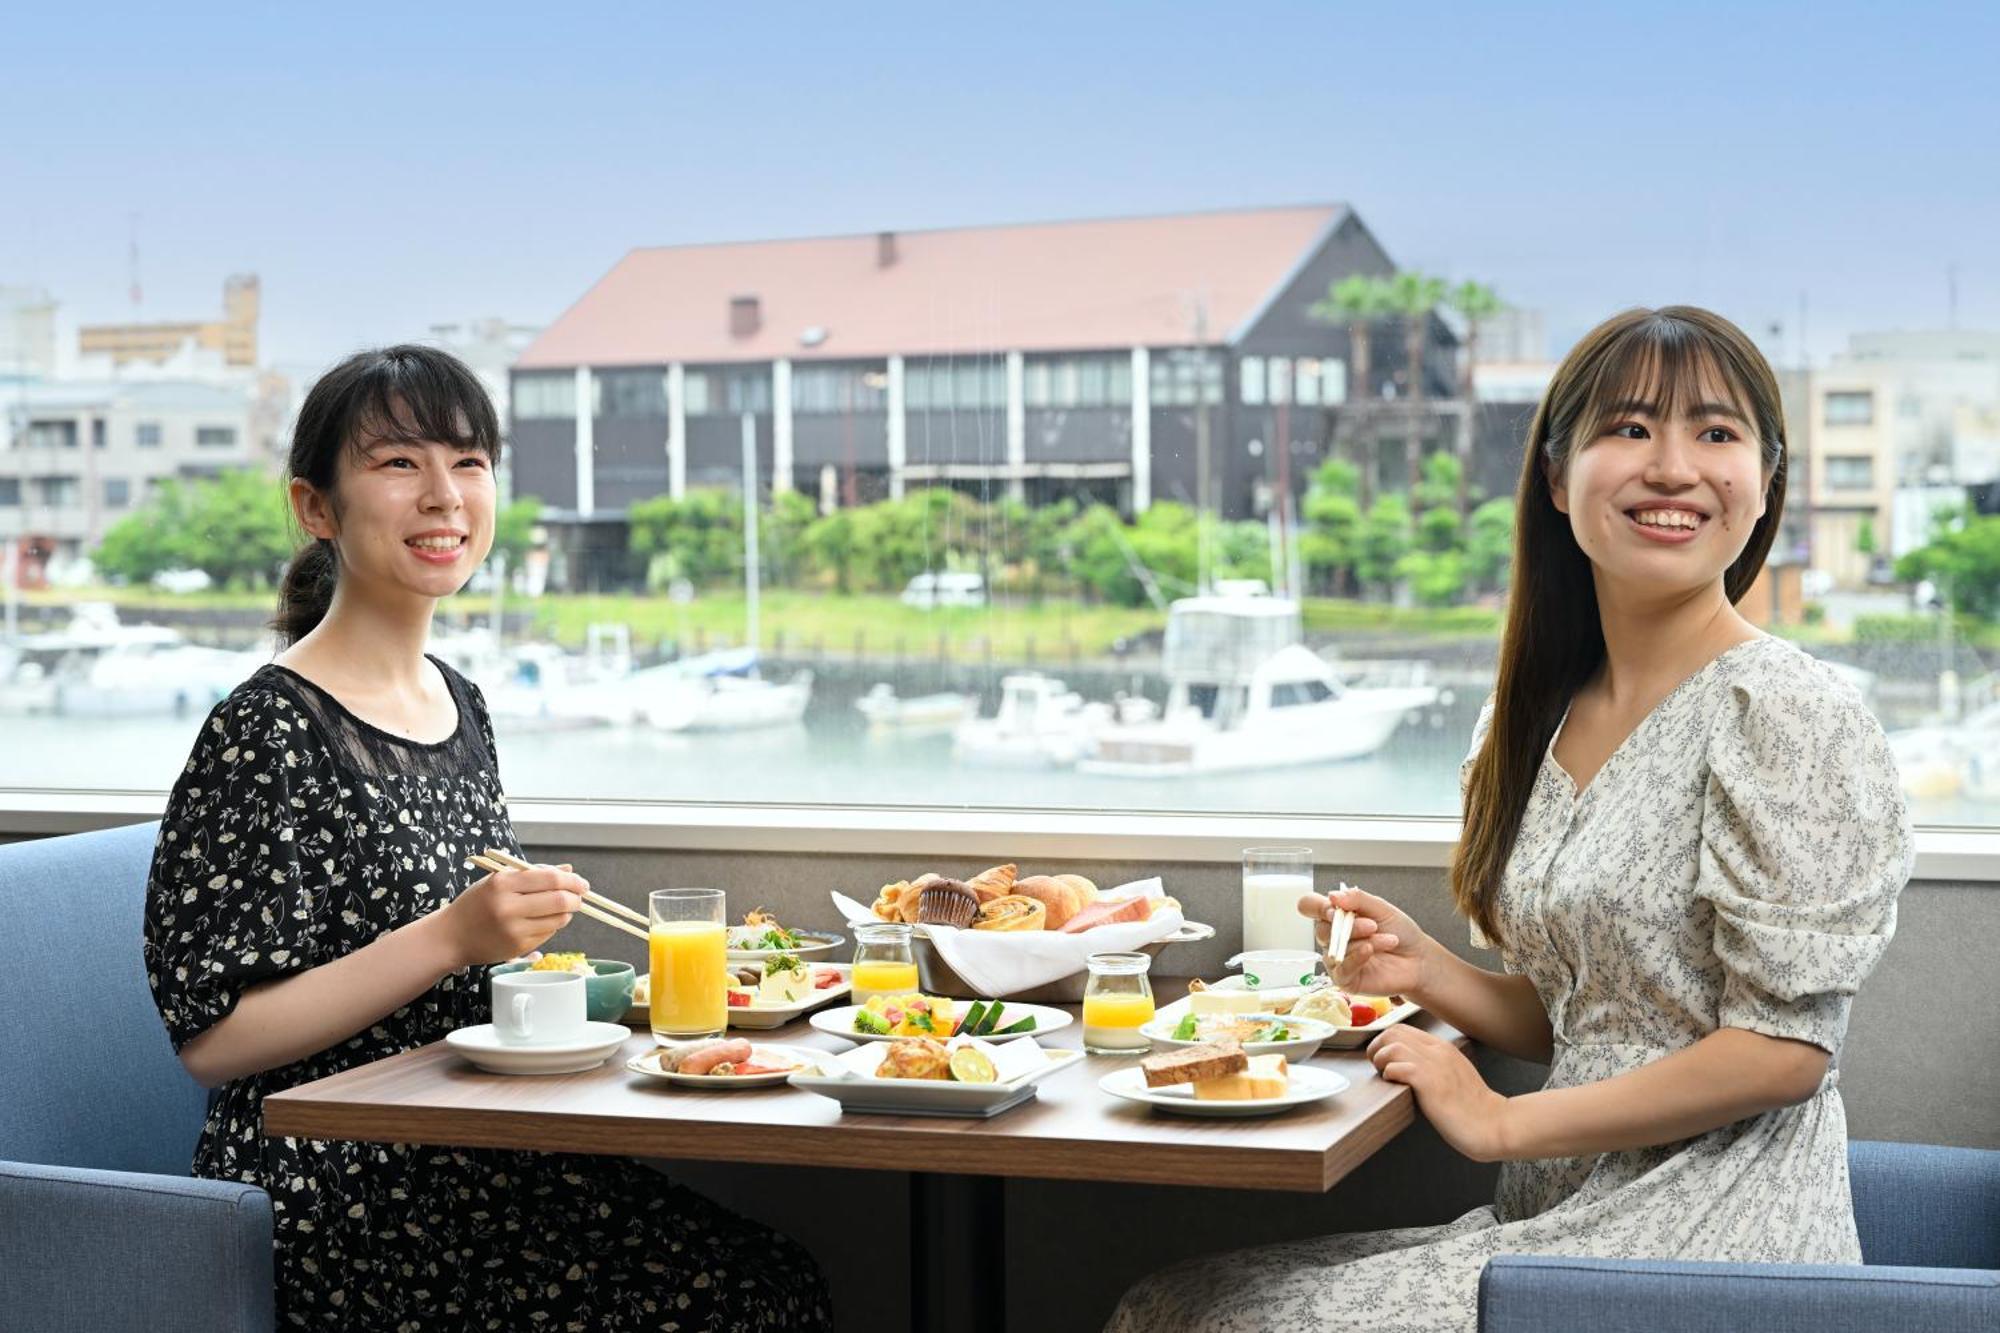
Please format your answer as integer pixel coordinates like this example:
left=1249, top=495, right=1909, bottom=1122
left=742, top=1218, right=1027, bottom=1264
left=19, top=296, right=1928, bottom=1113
left=264, top=986, right=1463, bottom=1333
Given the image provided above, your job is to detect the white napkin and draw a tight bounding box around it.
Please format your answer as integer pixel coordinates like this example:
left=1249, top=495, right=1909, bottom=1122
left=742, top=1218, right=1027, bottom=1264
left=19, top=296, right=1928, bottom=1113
left=829, top=878, right=1183, bottom=997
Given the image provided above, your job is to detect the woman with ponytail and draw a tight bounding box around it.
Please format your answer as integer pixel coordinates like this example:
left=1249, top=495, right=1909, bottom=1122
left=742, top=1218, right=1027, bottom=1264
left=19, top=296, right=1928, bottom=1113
left=1110, top=308, right=1914, bottom=1332
left=143, top=346, right=830, bottom=1329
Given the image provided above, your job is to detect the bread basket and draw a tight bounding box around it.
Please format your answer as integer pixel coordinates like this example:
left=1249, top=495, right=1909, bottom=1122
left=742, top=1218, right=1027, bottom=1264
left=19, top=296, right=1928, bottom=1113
left=911, top=920, right=1217, bottom=1002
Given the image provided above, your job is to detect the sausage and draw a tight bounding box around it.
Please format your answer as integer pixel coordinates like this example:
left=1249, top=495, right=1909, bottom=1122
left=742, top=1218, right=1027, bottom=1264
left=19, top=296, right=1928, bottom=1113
left=675, top=1039, right=753, bottom=1076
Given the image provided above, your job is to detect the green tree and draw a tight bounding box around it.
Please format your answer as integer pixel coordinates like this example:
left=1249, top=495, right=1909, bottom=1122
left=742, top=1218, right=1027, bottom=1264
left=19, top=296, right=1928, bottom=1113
left=1309, top=273, right=1391, bottom=402
left=1301, top=458, right=1361, bottom=594
left=1355, top=494, right=1413, bottom=597
left=1395, top=549, right=1469, bottom=607
left=628, top=490, right=743, bottom=587
left=94, top=478, right=199, bottom=584
left=1856, top=517, right=1877, bottom=558
left=1466, top=497, right=1516, bottom=591
left=186, top=469, right=297, bottom=588
left=1022, top=496, right=1079, bottom=603
left=804, top=508, right=859, bottom=593
left=1895, top=507, right=2000, bottom=621
left=1382, top=271, right=1448, bottom=494
left=761, top=489, right=818, bottom=587
left=492, top=496, right=542, bottom=569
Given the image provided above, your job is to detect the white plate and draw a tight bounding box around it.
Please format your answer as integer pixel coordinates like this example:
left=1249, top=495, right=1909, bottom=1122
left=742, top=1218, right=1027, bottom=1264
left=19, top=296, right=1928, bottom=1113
left=1099, top=1063, right=1351, bottom=1118
left=625, top=964, right=852, bottom=1029
left=625, top=1042, right=828, bottom=1087
left=725, top=927, right=845, bottom=964
left=789, top=1040, right=1083, bottom=1117
left=1156, top=978, right=1421, bottom=1050
left=444, top=1021, right=631, bottom=1075
left=1138, top=1013, right=1338, bottom=1063
left=809, top=1000, right=1072, bottom=1044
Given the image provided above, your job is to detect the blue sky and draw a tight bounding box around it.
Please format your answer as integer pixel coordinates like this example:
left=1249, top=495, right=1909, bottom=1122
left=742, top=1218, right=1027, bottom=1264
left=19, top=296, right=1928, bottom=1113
left=4, top=1, right=1994, bottom=376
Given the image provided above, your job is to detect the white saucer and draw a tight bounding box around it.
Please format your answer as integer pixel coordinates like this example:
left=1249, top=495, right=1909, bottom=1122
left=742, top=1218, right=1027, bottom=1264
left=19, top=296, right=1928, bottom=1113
left=1098, top=1063, right=1351, bottom=1117
left=445, top=1021, right=631, bottom=1075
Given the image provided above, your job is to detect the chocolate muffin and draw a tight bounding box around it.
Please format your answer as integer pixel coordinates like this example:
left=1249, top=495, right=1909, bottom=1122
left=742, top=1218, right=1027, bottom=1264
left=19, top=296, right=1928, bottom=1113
left=915, top=877, right=980, bottom=928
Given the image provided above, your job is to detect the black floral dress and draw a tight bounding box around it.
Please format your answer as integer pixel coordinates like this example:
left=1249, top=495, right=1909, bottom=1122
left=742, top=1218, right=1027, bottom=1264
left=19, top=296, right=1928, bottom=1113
left=143, top=658, right=831, bottom=1331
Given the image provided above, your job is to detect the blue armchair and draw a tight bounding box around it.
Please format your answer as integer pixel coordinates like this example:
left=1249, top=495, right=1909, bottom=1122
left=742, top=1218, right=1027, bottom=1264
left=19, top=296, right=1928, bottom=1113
left=1479, top=1139, right=2000, bottom=1331
left=0, top=820, right=273, bottom=1333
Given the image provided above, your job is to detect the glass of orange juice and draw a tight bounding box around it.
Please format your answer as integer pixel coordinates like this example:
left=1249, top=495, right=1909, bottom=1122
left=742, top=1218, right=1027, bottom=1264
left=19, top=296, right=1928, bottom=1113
left=850, top=922, right=919, bottom=1005
left=649, top=888, right=727, bottom=1042
left=1082, top=952, right=1155, bottom=1053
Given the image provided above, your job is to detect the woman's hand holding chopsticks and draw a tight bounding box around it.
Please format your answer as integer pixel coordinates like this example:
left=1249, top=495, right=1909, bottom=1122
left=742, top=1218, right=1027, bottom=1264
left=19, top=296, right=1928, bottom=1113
left=440, top=860, right=591, bottom=966
left=1296, top=883, right=1429, bottom=997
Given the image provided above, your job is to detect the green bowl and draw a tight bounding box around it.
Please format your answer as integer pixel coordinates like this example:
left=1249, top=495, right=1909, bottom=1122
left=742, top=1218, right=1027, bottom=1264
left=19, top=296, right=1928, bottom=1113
left=491, top=958, right=636, bottom=1023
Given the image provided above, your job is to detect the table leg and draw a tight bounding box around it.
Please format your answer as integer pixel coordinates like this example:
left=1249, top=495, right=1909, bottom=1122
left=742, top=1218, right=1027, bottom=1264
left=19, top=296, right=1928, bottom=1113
left=910, top=1172, right=1005, bottom=1333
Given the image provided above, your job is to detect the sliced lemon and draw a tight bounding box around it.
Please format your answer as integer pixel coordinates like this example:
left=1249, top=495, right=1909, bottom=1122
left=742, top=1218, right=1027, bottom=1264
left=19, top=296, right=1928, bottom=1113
left=948, top=1045, right=998, bottom=1084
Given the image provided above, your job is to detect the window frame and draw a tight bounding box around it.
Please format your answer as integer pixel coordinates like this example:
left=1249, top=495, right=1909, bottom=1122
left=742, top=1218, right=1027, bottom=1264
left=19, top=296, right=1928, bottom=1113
left=0, top=790, right=1992, bottom=882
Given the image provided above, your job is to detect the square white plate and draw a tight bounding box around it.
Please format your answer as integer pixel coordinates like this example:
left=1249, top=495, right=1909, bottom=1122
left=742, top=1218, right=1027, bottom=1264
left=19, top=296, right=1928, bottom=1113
left=788, top=1038, right=1082, bottom=1117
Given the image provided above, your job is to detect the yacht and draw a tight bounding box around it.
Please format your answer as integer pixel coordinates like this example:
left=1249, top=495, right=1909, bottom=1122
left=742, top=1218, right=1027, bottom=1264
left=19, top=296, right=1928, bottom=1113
left=0, top=603, right=266, bottom=717
left=855, top=683, right=978, bottom=734
left=1078, top=593, right=1437, bottom=777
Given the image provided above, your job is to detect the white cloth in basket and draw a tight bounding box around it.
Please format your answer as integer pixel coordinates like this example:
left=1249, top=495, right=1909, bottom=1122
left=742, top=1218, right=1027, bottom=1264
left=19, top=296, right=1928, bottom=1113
left=829, top=879, right=1182, bottom=997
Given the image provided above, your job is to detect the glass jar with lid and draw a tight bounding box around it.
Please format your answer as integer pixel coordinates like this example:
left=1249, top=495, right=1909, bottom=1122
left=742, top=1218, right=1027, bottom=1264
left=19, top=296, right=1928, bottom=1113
left=1081, top=951, right=1155, bottom=1053
left=850, top=922, right=919, bottom=1005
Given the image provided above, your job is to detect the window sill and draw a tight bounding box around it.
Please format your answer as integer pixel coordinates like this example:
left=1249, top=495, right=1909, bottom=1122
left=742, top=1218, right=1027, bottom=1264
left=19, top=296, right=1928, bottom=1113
left=3, top=790, right=1997, bottom=883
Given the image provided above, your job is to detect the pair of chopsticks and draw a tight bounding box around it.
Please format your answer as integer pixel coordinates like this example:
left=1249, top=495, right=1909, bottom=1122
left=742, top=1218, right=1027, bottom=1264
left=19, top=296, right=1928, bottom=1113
left=466, top=847, right=650, bottom=944
left=1328, top=881, right=1357, bottom=967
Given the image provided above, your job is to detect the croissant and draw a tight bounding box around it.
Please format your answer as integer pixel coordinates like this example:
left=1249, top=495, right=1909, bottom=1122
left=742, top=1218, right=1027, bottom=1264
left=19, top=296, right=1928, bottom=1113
left=966, top=863, right=1018, bottom=904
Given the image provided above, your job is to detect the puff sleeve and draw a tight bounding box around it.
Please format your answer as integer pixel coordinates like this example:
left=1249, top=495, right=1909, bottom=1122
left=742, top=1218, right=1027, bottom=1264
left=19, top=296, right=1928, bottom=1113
left=1695, top=670, right=1913, bottom=1054
left=143, top=688, right=332, bottom=1050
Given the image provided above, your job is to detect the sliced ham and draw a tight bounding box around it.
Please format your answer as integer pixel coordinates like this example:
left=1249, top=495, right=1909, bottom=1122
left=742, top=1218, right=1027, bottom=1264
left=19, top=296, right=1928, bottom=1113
left=1057, top=896, right=1151, bottom=934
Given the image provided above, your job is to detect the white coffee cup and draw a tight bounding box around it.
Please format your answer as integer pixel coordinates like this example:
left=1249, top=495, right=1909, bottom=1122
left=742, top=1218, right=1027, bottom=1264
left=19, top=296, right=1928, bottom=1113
left=1227, top=949, right=1323, bottom=991
left=491, top=971, right=588, bottom=1045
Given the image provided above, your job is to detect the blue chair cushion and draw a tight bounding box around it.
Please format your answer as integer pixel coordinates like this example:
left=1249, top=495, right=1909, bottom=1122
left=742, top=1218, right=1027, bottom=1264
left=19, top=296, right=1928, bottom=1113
left=1480, top=1254, right=2000, bottom=1333
left=0, top=820, right=210, bottom=1174
left=1850, top=1139, right=2000, bottom=1270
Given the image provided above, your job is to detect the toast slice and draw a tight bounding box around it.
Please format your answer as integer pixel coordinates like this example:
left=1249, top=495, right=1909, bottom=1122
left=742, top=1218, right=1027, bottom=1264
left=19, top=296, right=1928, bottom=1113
left=1141, top=1039, right=1248, bottom=1089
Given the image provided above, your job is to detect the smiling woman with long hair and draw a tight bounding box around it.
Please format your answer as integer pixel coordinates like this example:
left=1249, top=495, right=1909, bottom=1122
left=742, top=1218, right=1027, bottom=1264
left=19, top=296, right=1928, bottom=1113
left=1109, top=307, right=1915, bottom=1333
left=142, top=346, right=830, bottom=1330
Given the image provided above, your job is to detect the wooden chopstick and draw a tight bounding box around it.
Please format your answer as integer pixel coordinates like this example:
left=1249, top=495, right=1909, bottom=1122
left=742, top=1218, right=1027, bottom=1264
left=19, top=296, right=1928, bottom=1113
left=466, top=853, right=650, bottom=944
left=480, top=847, right=649, bottom=928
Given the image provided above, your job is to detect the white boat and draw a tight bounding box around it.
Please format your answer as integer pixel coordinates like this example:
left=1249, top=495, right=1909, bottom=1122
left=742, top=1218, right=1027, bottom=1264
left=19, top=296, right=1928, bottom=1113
left=855, top=683, right=977, bottom=733
left=1078, top=594, right=1437, bottom=777
left=0, top=603, right=266, bottom=717
left=646, top=666, right=813, bottom=733
left=1889, top=701, right=2000, bottom=804
left=950, top=675, right=1154, bottom=767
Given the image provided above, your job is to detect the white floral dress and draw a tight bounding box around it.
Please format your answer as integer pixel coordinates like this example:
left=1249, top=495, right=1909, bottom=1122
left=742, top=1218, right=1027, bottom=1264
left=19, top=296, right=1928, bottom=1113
left=1108, top=635, right=1914, bottom=1333
left=144, top=661, right=831, bottom=1331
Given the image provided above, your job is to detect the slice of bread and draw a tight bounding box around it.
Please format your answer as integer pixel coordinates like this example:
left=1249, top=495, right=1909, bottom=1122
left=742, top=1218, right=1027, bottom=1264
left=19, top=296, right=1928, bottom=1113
left=1192, top=1054, right=1291, bottom=1101
left=1141, top=1039, right=1248, bottom=1089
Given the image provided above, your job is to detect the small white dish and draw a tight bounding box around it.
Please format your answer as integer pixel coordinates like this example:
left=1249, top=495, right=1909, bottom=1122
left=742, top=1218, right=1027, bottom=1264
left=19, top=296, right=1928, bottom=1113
left=809, top=1001, right=1072, bottom=1044
left=626, top=1042, right=827, bottom=1088
left=444, top=1021, right=631, bottom=1075
left=1098, top=1063, right=1351, bottom=1118
left=789, top=1038, right=1082, bottom=1117
left=725, top=927, right=845, bottom=964
left=1139, top=1013, right=1338, bottom=1063
left=625, top=964, right=853, bottom=1029
left=1155, top=977, right=1420, bottom=1050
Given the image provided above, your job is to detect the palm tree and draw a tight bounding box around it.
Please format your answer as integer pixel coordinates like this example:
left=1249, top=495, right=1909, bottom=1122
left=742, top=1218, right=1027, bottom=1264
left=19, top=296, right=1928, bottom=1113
left=1309, top=273, right=1393, bottom=507
left=1445, top=281, right=1503, bottom=515
left=1382, top=271, right=1448, bottom=497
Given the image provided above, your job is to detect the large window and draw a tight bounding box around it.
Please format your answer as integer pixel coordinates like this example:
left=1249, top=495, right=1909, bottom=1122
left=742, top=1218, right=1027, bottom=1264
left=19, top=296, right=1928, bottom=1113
left=1825, top=455, right=1876, bottom=490
left=6, top=8, right=1996, bottom=848
left=513, top=372, right=576, bottom=420
left=594, top=368, right=668, bottom=419
left=1826, top=391, right=1875, bottom=426
left=791, top=364, right=887, bottom=414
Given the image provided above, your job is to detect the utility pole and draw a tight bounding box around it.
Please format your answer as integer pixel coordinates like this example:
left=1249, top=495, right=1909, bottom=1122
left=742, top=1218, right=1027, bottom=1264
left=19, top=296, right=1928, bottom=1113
left=1193, top=295, right=1211, bottom=595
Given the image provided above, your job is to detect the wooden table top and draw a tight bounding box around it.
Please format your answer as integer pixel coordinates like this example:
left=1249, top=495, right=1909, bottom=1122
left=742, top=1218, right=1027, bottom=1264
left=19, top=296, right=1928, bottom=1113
left=265, top=1003, right=1461, bottom=1196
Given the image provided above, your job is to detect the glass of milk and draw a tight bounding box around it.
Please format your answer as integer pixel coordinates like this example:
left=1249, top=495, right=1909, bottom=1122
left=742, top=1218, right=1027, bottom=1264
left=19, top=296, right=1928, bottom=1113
left=1241, top=846, right=1315, bottom=954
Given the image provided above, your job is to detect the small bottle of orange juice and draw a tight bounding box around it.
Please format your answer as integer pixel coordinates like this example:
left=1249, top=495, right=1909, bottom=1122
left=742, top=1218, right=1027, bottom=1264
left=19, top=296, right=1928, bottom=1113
left=1082, top=952, right=1155, bottom=1053
left=850, top=922, right=919, bottom=1005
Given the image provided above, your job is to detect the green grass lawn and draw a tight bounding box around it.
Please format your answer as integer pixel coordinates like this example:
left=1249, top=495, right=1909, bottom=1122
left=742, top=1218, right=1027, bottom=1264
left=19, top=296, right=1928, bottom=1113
left=22, top=584, right=1990, bottom=654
